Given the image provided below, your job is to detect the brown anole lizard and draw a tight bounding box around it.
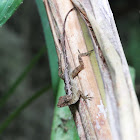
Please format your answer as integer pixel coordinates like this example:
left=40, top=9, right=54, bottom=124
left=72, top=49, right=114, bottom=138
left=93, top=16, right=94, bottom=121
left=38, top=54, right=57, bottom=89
left=57, top=8, right=93, bottom=107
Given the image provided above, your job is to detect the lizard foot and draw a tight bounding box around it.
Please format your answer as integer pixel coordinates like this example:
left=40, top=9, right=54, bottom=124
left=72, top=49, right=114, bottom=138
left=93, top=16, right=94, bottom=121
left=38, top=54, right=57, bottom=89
left=81, top=93, right=93, bottom=101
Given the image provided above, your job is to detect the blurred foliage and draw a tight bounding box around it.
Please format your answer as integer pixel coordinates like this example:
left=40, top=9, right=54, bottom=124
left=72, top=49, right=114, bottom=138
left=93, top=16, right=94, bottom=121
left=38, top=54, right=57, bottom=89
left=0, top=47, right=46, bottom=109
left=112, top=1, right=140, bottom=85
left=0, top=85, right=51, bottom=134
left=0, top=46, right=51, bottom=134
left=0, top=0, right=53, bottom=139
left=127, top=27, right=140, bottom=83
left=0, top=0, right=23, bottom=26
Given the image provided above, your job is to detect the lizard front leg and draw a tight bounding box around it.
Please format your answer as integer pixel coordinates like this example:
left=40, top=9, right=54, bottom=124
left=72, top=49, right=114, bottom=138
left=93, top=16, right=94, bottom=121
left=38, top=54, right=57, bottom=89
left=78, top=90, right=92, bottom=101
left=71, top=50, right=93, bottom=79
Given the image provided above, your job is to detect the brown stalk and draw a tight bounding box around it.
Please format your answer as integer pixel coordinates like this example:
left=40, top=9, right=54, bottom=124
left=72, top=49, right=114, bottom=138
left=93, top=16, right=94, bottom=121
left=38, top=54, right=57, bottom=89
left=43, top=0, right=129, bottom=140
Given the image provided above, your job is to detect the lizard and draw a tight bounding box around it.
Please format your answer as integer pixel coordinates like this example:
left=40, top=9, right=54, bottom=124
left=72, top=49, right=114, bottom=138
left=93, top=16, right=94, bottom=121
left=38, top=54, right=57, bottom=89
left=57, top=8, right=93, bottom=107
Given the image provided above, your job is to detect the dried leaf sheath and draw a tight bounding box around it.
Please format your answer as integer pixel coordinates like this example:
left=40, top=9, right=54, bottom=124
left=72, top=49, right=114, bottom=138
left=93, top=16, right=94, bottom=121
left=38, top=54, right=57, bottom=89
left=44, top=0, right=112, bottom=139
left=43, top=0, right=140, bottom=140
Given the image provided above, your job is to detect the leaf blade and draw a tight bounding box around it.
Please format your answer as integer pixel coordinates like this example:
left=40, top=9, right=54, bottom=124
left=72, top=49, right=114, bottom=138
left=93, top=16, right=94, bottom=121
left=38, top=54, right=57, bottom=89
left=0, top=0, right=23, bottom=26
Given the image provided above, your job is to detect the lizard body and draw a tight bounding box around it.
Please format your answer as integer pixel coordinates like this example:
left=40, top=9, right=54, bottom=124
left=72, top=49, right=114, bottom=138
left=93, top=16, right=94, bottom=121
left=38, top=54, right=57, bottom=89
left=57, top=8, right=92, bottom=107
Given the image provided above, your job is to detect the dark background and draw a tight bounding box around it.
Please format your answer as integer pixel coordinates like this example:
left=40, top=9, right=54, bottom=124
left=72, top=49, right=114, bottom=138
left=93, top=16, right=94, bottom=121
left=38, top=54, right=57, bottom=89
left=0, top=0, right=139, bottom=139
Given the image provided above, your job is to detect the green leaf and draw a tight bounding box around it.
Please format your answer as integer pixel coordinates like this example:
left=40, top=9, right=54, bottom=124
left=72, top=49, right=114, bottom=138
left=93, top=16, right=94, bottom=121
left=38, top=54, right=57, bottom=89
left=0, top=0, right=23, bottom=26
left=129, top=66, right=135, bottom=87
left=35, top=0, right=59, bottom=93
left=51, top=80, right=79, bottom=140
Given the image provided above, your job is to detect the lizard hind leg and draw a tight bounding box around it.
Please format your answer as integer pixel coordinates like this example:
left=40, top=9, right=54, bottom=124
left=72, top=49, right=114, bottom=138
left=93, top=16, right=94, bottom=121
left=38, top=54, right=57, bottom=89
left=71, top=50, right=93, bottom=79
